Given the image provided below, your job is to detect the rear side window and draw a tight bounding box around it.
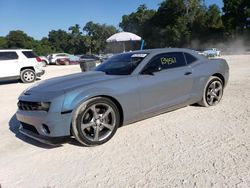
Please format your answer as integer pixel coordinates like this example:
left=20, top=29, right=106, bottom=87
left=184, top=53, right=197, bottom=64
left=146, top=52, right=186, bottom=72
left=0, top=52, right=18, bottom=60
left=22, top=51, right=37, bottom=58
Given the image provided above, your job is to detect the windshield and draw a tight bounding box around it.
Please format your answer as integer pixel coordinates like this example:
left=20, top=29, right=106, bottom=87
left=95, top=52, right=148, bottom=75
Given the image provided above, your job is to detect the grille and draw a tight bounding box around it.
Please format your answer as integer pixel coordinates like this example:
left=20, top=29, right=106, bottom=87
left=21, top=122, right=39, bottom=135
left=18, top=101, right=41, bottom=111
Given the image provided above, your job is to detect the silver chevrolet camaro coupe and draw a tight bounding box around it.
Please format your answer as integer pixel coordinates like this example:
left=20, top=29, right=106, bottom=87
left=16, top=48, right=229, bottom=146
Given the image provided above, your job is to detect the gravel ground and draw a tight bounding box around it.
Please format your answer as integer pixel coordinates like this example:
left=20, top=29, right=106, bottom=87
left=0, top=55, right=249, bottom=188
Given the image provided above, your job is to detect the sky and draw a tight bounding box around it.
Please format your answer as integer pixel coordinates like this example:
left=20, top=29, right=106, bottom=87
left=0, top=0, right=223, bottom=39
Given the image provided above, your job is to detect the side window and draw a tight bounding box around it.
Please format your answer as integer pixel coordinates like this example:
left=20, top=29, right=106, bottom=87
left=0, top=52, right=18, bottom=60
left=184, top=53, right=197, bottom=64
left=144, top=52, right=186, bottom=73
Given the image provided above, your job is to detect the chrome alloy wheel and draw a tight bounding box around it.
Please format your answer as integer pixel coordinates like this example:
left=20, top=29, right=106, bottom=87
left=80, top=103, right=116, bottom=142
left=206, top=80, right=223, bottom=106
left=23, top=71, right=35, bottom=82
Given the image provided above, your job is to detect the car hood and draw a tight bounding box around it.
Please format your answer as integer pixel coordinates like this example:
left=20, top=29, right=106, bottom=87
left=25, top=71, right=121, bottom=93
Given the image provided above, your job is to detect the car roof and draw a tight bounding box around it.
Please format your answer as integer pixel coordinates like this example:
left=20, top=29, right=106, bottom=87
left=0, top=49, right=32, bottom=52
left=52, top=53, right=69, bottom=55
left=123, top=48, right=207, bottom=60
left=132, top=48, right=196, bottom=54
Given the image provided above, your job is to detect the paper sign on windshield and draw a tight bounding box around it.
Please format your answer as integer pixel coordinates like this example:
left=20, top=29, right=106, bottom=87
left=131, top=54, right=148, bottom=58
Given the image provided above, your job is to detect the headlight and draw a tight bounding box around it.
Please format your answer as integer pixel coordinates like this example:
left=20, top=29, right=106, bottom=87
left=18, top=101, right=51, bottom=112
left=39, top=102, right=51, bottom=111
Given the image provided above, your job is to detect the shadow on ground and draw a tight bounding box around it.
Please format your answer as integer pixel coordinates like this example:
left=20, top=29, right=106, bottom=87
left=8, top=114, right=66, bottom=149
left=0, top=78, right=41, bottom=85
left=0, top=80, right=20, bottom=85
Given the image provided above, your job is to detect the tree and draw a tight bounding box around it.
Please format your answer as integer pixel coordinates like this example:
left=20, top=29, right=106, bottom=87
left=33, top=37, right=53, bottom=55
left=223, top=0, right=250, bottom=30
left=48, top=29, right=70, bottom=52
left=68, top=24, right=82, bottom=54
left=150, top=0, right=190, bottom=47
left=0, top=37, right=7, bottom=48
left=222, top=0, right=250, bottom=43
left=119, top=4, right=155, bottom=36
left=5, top=30, right=35, bottom=49
left=83, top=21, right=117, bottom=53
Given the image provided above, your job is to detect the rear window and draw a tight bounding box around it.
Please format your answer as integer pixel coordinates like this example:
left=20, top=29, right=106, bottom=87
left=22, top=51, right=37, bottom=58
left=0, top=52, right=18, bottom=60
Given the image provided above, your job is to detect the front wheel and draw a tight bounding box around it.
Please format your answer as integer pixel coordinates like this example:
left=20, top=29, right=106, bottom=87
left=72, top=97, right=120, bottom=146
left=198, top=76, right=224, bottom=107
left=20, top=69, right=36, bottom=83
left=64, top=60, right=69, bottom=65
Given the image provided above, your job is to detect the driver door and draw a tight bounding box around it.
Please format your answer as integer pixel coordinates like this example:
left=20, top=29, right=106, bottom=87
left=137, top=52, right=193, bottom=115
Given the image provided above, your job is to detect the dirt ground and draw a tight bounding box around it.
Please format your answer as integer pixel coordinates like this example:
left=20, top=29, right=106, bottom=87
left=0, top=55, right=249, bottom=188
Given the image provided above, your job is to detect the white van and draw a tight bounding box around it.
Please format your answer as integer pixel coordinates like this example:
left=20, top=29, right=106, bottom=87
left=0, top=49, right=45, bottom=83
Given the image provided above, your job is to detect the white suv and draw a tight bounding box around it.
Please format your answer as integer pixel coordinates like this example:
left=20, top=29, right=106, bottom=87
left=0, top=49, right=45, bottom=83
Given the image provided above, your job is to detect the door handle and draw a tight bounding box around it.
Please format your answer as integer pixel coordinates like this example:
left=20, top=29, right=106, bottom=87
left=184, top=72, right=192, bottom=75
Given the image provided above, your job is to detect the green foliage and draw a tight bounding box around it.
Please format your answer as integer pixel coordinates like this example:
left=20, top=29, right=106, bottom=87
left=33, top=38, right=54, bottom=56
left=6, top=30, right=35, bottom=49
left=0, top=22, right=117, bottom=55
left=119, top=4, right=156, bottom=37
left=120, top=0, right=249, bottom=48
left=223, top=0, right=250, bottom=35
left=83, top=21, right=118, bottom=53
left=0, top=0, right=249, bottom=53
left=0, top=37, right=7, bottom=48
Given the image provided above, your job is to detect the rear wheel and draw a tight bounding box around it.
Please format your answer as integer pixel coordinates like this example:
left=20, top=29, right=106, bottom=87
left=198, top=76, right=223, bottom=107
left=20, top=69, right=36, bottom=83
left=72, top=97, right=120, bottom=146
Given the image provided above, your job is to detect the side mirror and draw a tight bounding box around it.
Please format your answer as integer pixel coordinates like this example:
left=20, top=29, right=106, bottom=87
left=141, top=68, right=154, bottom=76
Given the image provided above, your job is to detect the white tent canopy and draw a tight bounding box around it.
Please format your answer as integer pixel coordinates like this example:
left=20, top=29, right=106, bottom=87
left=106, top=32, right=142, bottom=42
left=106, top=32, right=142, bottom=52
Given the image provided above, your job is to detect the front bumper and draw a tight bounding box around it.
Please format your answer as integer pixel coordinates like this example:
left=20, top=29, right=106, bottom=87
left=19, top=125, right=70, bottom=146
left=37, top=70, right=45, bottom=77
left=16, top=109, right=73, bottom=138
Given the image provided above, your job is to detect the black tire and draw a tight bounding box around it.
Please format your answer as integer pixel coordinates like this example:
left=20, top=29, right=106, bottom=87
left=55, top=60, right=60, bottom=65
left=198, top=76, right=224, bottom=107
left=64, top=60, right=69, bottom=65
left=72, top=97, right=120, bottom=146
left=20, top=69, right=36, bottom=83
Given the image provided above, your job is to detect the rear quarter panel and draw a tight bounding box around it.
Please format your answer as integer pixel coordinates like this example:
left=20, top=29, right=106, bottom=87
left=190, top=58, right=229, bottom=102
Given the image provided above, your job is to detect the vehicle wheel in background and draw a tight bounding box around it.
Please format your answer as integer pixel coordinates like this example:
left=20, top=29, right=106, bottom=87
left=198, top=76, right=223, bottom=107
left=20, top=69, right=36, bottom=83
left=64, top=60, right=69, bottom=65
left=72, top=97, right=120, bottom=146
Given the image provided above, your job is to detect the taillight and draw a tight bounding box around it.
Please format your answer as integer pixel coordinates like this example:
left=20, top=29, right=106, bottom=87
left=36, top=57, right=42, bottom=62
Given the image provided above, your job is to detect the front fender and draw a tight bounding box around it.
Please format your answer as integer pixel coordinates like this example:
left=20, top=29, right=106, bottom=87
left=61, top=87, right=116, bottom=113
